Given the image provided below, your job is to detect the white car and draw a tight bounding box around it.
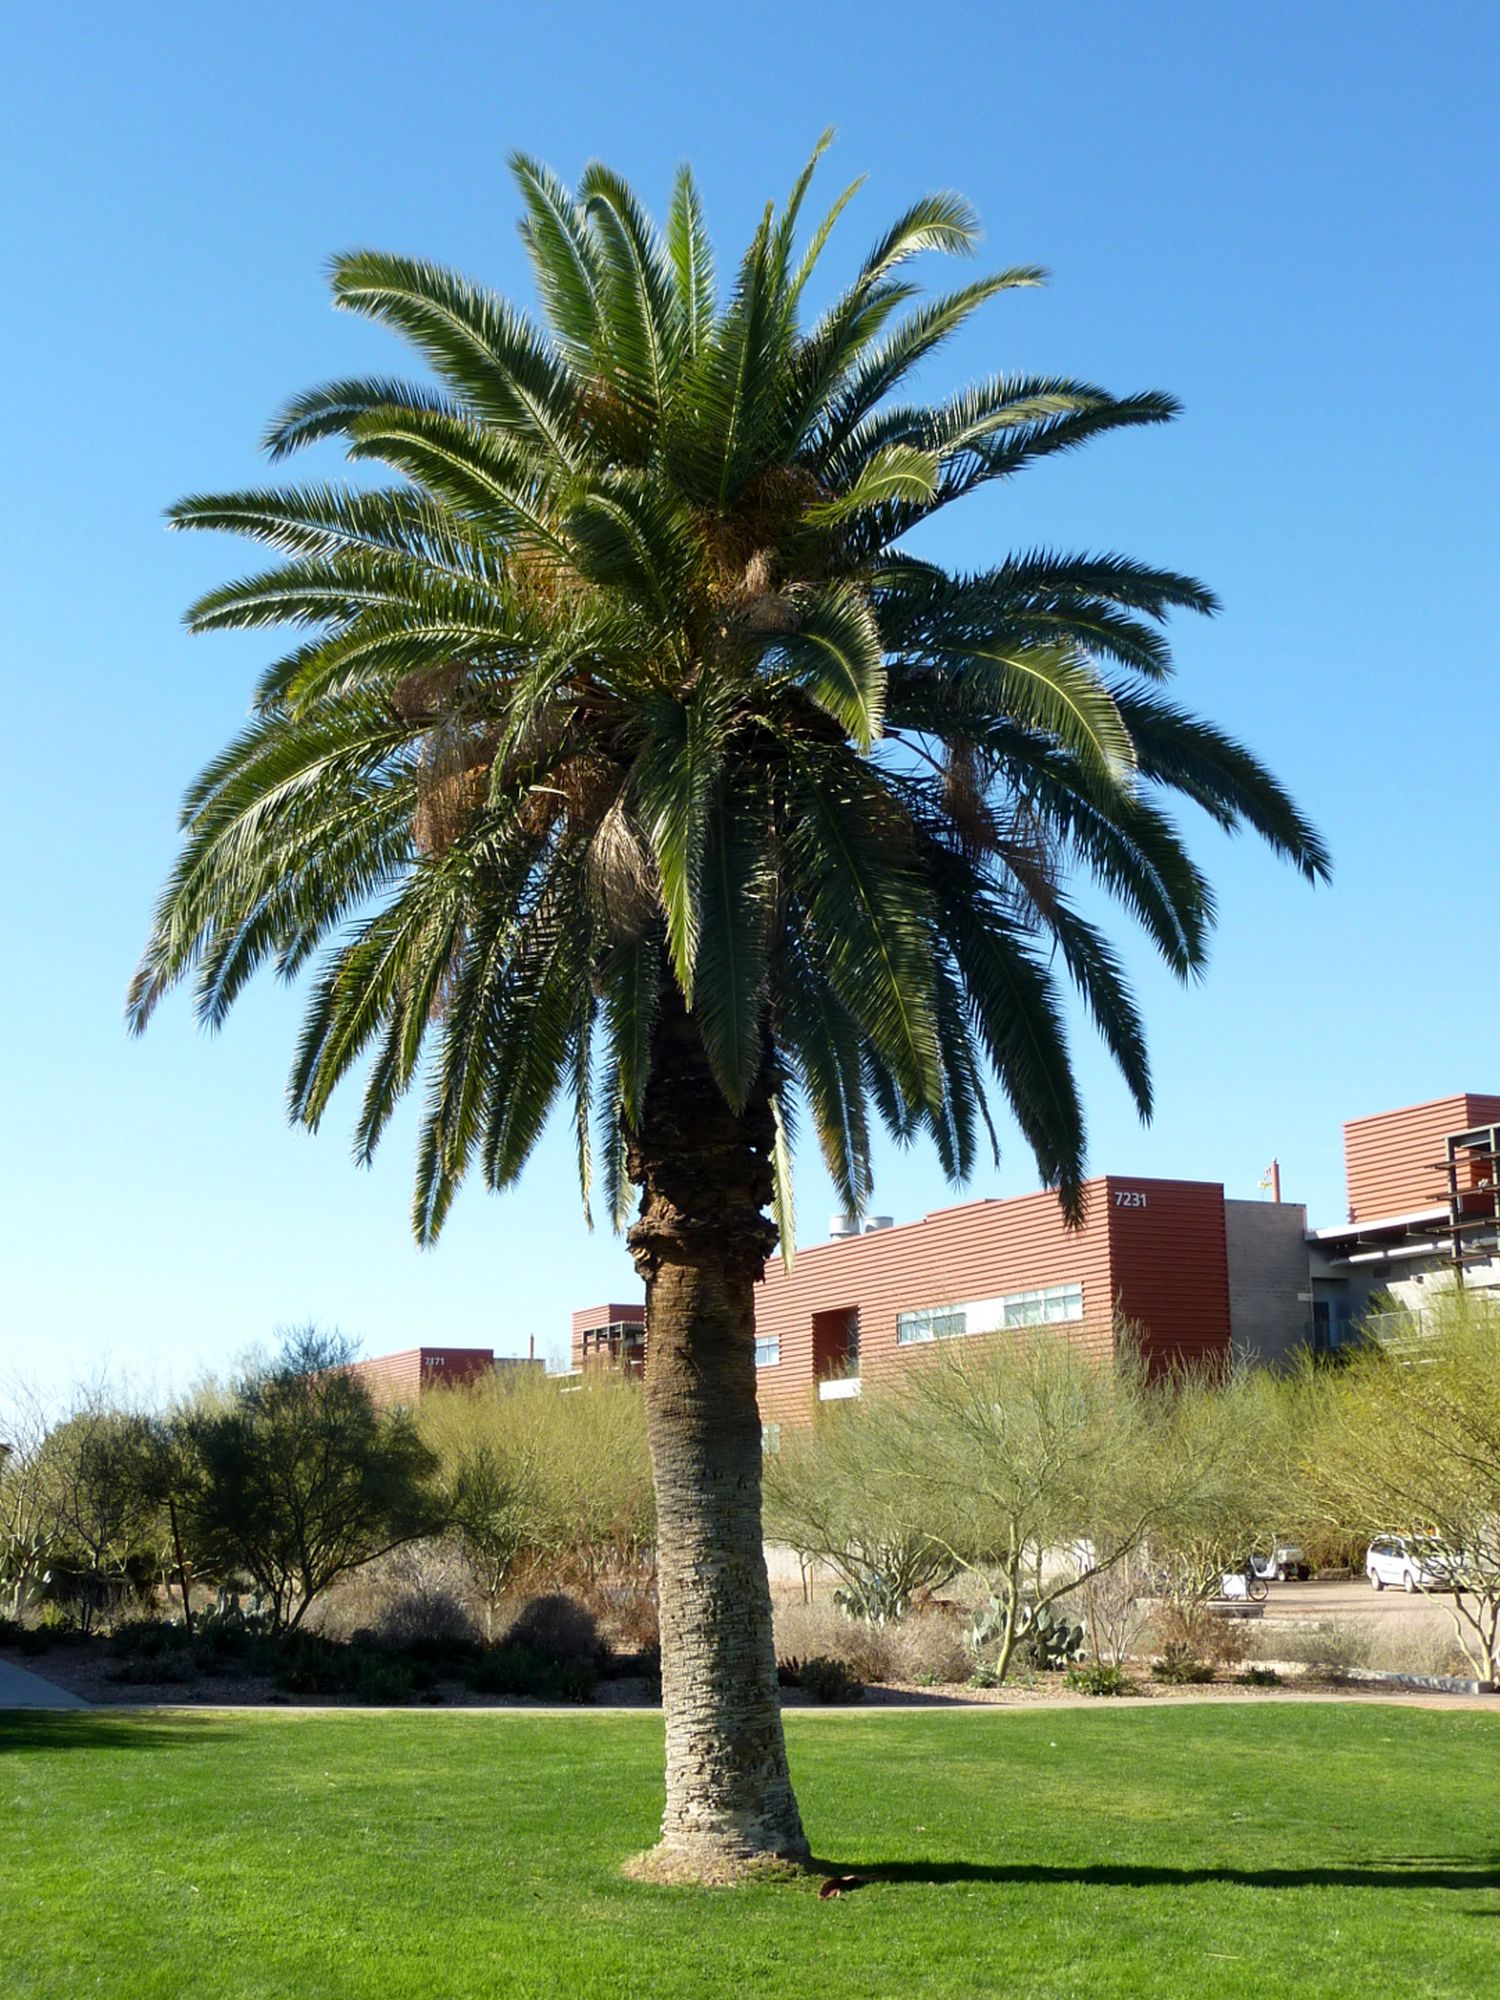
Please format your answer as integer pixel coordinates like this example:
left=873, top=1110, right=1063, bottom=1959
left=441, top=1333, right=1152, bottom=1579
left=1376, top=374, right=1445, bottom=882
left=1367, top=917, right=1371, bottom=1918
left=1365, top=1535, right=1455, bottom=1593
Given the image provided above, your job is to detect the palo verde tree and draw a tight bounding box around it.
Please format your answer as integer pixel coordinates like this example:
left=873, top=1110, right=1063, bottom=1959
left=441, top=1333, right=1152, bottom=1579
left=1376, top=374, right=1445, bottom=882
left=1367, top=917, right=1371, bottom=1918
left=180, top=1329, right=439, bottom=1633
left=130, top=140, right=1326, bottom=1878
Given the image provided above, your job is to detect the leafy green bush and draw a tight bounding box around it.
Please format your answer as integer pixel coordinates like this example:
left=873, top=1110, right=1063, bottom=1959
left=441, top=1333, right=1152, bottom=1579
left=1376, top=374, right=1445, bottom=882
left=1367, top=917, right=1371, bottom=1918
left=505, top=1593, right=607, bottom=1667
left=355, top=1657, right=414, bottom=1705
left=1234, top=1665, right=1282, bottom=1687
left=553, top=1658, right=599, bottom=1704
left=798, top=1655, right=865, bottom=1704
left=275, top=1636, right=358, bottom=1696
left=1064, top=1663, right=1142, bottom=1697
left=466, top=1641, right=597, bottom=1702
left=109, top=1652, right=193, bottom=1686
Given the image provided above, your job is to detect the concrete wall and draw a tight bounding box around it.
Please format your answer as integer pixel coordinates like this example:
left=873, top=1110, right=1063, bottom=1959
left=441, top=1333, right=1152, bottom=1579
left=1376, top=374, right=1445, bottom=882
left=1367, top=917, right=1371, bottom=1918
left=1223, top=1200, right=1312, bottom=1368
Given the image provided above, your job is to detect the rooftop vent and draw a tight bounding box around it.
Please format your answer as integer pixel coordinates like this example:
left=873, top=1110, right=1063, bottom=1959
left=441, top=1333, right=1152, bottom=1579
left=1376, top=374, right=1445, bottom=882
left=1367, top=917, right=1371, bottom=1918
left=828, top=1215, right=860, bottom=1239
left=864, top=1215, right=895, bottom=1233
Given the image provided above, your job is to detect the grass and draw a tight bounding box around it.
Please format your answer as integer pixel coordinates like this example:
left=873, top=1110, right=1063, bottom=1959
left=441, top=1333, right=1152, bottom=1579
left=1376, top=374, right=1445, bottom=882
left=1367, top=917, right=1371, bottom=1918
left=2, top=1705, right=1498, bottom=1998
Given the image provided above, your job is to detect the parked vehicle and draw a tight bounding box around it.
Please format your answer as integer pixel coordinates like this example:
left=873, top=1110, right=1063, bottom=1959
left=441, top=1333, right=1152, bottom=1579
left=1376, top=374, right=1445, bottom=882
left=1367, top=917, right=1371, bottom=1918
left=1249, top=1544, right=1311, bottom=1582
left=1365, top=1535, right=1456, bottom=1593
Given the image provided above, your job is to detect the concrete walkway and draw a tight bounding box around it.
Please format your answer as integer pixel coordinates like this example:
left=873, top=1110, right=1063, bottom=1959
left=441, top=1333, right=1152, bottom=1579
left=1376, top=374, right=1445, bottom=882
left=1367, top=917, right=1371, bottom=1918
left=0, top=1659, right=89, bottom=1709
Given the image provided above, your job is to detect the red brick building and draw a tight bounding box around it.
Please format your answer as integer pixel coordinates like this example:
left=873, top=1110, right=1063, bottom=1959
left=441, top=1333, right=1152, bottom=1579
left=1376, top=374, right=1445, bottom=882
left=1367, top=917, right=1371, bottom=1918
left=1309, top=1091, right=1500, bottom=1347
left=572, top=1303, right=647, bottom=1377
left=348, top=1346, right=540, bottom=1410
left=750, top=1176, right=1243, bottom=1428
left=568, top=1176, right=1306, bottom=1425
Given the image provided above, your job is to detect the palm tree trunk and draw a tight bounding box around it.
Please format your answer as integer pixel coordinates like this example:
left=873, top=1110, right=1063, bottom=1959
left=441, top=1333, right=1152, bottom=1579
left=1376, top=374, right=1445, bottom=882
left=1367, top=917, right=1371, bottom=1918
left=626, top=996, right=810, bottom=1882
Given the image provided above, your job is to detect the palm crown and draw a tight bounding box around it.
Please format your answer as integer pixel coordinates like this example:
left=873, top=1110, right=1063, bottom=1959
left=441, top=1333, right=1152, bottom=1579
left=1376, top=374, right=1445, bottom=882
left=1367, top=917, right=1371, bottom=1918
left=130, top=139, right=1327, bottom=1244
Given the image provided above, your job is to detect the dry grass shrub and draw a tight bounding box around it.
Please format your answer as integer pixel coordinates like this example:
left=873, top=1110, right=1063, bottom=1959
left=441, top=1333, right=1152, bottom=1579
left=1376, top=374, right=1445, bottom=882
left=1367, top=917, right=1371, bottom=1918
left=1360, top=1612, right=1472, bottom=1678
left=1265, top=1618, right=1372, bottom=1680
left=772, top=1599, right=895, bottom=1683
left=770, top=1599, right=973, bottom=1686
left=886, top=1610, right=973, bottom=1685
left=310, top=1541, right=483, bottom=1645
left=1143, top=1601, right=1248, bottom=1670
left=1250, top=1612, right=1469, bottom=1680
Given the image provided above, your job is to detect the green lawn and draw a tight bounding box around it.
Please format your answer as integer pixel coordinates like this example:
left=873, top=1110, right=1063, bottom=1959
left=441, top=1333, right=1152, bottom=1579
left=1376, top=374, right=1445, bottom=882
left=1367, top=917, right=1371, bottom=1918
left=3, top=1705, right=1497, bottom=1999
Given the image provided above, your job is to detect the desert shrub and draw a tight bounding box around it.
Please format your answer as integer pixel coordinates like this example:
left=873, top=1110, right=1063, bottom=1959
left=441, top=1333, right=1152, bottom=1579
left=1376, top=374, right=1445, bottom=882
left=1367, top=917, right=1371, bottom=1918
left=1276, top=1619, right=1372, bottom=1681
left=888, top=1610, right=972, bottom=1685
left=325, top=1538, right=486, bottom=1651
left=504, top=1593, right=606, bottom=1666
left=109, top=1651, right=193, bottom=1686
left=465, top=1641, right=597, bottom=1702
left=1151, top=1642, right=1214, bottom=1685
left=275, top=1634, right=358, bottom=1696
left=468, top=1644, right=550, bottom=1697
left=109, top=1618, right=181, bottom=1660
left=771, top=1598, right=895, bottom=1682
left=1147, top=1600, right=1246, bottom=1669
left=1354, top=1611, right=1472, bottom=1679
left=553, top=1658, right=599, bottom=1704
left=1070, top=1557, right=1152, bottom=1670
left=355, top=1657, right=414, bottom=1705
left=798, top=1655, right=865, bottom=1704
left=1235, top=1666, right=1282, bottom=1687
left=588, top=1572, right=659, bottom=1663
left=1065, top=1663, right=1141, bottom=1696
left=376, top=1583, right=480, bottom=1650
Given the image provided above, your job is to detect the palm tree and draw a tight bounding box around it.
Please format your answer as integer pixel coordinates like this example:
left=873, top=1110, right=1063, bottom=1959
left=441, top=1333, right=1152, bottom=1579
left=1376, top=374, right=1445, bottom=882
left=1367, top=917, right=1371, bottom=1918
left=131, top=139, right=1327, bottom=1879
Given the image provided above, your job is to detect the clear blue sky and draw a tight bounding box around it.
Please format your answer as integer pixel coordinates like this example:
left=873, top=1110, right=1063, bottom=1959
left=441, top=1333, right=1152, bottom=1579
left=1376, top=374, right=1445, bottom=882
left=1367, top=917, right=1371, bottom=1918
left=3, top=1, right=1496, bottom=1393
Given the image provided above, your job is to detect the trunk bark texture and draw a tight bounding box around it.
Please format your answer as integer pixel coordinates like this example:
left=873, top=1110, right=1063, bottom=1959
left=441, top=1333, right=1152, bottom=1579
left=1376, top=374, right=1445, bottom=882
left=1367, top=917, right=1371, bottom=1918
left=626, top=997, right=809, bottom=1881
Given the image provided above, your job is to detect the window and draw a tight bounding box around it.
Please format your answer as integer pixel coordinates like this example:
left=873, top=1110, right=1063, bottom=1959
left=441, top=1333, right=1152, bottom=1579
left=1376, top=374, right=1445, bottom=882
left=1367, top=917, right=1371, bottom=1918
left=761, top=1422, right=782, bottom=1455
left=897, top=1282, right=1084, bottom=1345
left=1002, top=1282, right=1084, bottom=1328
left=896, top=1307, right=967, bottom=1345
left=754, top=1334, right=781, bottom=1367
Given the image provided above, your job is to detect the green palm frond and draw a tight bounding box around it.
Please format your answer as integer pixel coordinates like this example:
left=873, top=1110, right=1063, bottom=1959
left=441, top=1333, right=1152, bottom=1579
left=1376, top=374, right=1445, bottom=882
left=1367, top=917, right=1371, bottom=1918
left=135, top=143, right=1326, bottom=1249
left=666, top=163, right=717, bottom=359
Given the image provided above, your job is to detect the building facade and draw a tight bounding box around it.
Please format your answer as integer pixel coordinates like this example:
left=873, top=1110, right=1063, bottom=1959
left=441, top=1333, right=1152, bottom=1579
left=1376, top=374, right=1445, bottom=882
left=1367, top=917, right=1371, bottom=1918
left=1307, top=1093, right=1500, bottom=1348
left=572, top=1303, right=648, bottom=1377
left=348, top=1346, right=541, bottom=1410
left=567, top=1090, right=1500, bottom=1421
left=569, top=1177, right=1309, bottom=1425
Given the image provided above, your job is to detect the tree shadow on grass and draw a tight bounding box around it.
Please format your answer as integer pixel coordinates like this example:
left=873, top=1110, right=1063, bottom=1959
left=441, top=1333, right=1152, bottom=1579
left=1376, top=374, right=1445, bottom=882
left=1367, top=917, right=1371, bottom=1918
left=0, top=1712, right=230, bottom=1755
left=816, top=1856, right=1500, bottom=1894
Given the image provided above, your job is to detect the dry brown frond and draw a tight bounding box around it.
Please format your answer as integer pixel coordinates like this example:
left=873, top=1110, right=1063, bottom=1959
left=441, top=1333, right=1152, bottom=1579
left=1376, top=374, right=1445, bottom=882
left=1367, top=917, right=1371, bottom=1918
left=392, top=663, right=464, bottom=723
left=587, top=791, right=657, bottom=938
left=992, top=794, right=1062, bottom=922
left=942, top=745, right=1000, bottom=859
left=412, top=722, right=498, bottom=856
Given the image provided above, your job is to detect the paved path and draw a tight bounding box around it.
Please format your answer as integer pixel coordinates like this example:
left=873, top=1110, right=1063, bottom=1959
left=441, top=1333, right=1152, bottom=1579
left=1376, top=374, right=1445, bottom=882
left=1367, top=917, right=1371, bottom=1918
left=0, top=1659, right=90, bottom=1709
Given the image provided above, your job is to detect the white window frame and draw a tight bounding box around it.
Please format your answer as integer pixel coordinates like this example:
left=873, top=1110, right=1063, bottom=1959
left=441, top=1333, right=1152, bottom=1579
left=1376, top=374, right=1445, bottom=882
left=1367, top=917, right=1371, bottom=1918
left=896, top=1282, right=1084, bottom=1346
left=754, top=1334, right=781, bottom=1368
